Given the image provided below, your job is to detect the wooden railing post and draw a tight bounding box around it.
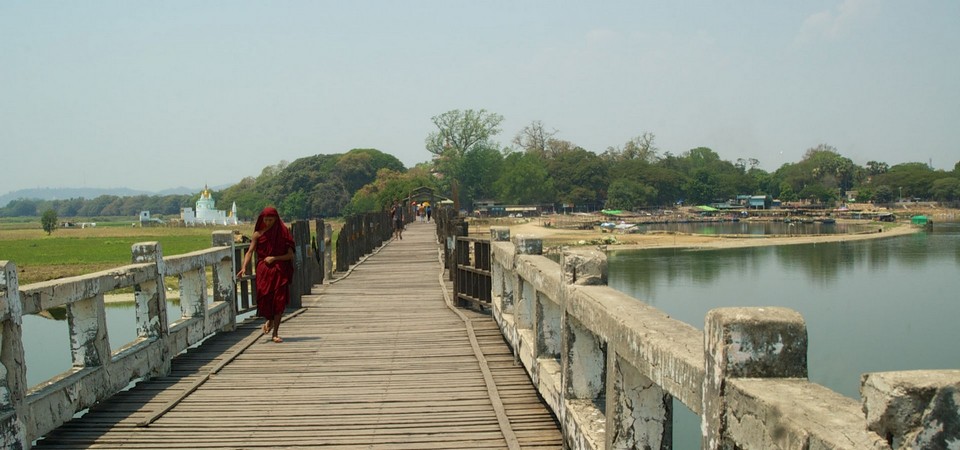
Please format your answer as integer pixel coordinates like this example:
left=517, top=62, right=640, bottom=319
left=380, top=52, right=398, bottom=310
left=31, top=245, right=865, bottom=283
left=323, top=222, right=333, bottom=283
left=703, top=307, right=808, bottom=450
left=0, top=261, right=28, bottom=449
left=310, top=219, right=325, bottom=286
left=288, top=220, right=311, bottom=309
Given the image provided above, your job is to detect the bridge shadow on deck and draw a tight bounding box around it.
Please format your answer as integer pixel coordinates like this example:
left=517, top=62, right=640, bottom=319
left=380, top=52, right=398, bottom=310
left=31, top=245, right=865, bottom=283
left=35, top=221, right=561, bottom=449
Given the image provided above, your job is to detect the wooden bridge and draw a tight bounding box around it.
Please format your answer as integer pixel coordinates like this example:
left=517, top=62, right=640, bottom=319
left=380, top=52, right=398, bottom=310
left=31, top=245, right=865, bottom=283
left=27, top=221, right=561, bottom=449
left=3, top=210, right=959, bottom=449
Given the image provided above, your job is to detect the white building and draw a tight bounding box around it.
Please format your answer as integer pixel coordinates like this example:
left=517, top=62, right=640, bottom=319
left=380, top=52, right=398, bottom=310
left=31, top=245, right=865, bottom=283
left=181, top=186, right=239, bottom=226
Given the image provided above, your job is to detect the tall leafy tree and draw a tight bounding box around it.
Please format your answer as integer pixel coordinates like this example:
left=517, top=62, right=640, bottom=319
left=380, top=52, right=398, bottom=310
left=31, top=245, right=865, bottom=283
left=494, top=152, right=554, bottom=204
left=930, top=178, right=960, bottom=201
left=424, top=109, right=505, bottom=208
left=605, top=179, right=655, bottom=211
left=546, top=147, right=609, bottom=210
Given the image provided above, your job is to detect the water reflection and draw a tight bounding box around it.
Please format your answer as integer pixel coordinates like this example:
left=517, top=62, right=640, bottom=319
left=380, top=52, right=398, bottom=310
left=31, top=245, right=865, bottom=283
left=23, top=299, right=181, bottom=389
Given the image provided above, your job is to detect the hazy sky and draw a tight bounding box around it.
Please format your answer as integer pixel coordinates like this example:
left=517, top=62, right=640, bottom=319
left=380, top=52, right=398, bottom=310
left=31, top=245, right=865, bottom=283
left=2, top=1, right=958, bottom=195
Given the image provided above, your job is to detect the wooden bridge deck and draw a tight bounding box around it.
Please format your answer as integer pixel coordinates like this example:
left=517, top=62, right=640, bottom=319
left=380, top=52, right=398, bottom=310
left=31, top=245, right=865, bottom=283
left=34, top=221, right=561, bottom=449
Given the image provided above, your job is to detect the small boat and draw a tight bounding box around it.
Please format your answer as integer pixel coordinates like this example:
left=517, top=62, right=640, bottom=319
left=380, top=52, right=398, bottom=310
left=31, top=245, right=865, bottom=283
left=820, top=218, right=836, bottom=224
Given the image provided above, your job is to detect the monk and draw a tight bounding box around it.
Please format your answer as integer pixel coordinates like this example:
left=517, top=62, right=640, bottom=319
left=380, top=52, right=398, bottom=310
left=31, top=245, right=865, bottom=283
left=238, top=207, right=295, bottom=343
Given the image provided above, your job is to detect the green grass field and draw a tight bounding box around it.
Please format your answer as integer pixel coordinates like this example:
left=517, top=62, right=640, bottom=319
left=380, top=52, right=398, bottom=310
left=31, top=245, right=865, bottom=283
left=0, top=220, right=252, bottom=284
left=0, top=217, right=342, bottom=285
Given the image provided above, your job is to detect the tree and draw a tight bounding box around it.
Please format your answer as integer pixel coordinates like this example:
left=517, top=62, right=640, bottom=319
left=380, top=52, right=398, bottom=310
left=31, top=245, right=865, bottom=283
left=41, top=209, right=58, bottom=235
left=931, top=178, right=960, bottom=201
left=546, top=147, right=609, bottom=210
left=605, top=179, right=655, bottom=211
left=865, top=161, right=889, bottom=176
left=512, top=120, right=557, bottom=157
left=425, top=109, right=504, bottom=158
left=873, top=185, right=895, bottom=204
left=425, top=109, right=505, bottom=207
left=494, top=152, right=554, bottom=204
left=603, top=132, right=659, bottom=163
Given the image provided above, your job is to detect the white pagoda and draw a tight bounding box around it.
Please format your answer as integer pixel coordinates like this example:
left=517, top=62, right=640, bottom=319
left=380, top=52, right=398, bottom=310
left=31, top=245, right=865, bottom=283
left=181, top=185, right=239, bottom=226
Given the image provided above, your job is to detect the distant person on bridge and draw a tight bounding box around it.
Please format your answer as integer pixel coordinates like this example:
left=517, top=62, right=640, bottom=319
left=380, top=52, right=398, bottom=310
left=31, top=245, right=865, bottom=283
left=237, top=206, right=295, bottom=343
left=391, top=199, right=403, bottom=240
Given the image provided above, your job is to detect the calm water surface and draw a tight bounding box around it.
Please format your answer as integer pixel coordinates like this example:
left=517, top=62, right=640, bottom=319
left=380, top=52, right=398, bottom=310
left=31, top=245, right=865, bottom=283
left=22, top=300, right=183, bottom=388
left=607, top=222, right=960, bottom=447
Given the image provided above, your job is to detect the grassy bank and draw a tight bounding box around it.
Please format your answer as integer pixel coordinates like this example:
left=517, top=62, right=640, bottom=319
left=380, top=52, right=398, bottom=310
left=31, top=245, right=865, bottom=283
left=1, top=217, right=343, bottom=285
left=0, top=221, right=252, bottom=284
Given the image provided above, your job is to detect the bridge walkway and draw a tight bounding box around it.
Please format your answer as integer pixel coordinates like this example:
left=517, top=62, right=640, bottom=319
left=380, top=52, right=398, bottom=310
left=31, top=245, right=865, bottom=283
left=34, top=221, right=561, bottom=449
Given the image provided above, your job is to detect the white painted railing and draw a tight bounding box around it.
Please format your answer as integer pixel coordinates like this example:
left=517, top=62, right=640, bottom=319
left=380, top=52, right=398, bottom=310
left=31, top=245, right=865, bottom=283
left=0, top=231, right=239, bottom=448
left=486, top=226, right=959, bottom=449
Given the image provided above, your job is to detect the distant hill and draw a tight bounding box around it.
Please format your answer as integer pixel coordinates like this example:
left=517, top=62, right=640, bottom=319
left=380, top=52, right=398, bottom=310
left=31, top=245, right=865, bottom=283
left=0, top=186, right=206, bottom=208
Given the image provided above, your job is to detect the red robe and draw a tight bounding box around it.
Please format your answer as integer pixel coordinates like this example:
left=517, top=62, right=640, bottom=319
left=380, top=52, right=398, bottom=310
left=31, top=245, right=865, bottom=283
left=253, top=207, right=295, bottom=319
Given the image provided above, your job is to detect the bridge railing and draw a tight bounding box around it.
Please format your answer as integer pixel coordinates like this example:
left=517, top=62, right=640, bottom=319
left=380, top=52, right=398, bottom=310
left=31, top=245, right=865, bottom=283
left=453, top=236, right=491, bottom=310
left=0, top=231, right=247, bottom=448
left=485, top=226, right=959, bottom=450
left=335, top=212, right=391, bottom=272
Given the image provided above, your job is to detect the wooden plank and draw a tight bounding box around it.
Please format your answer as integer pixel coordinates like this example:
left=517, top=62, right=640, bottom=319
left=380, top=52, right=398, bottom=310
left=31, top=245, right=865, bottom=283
left=34, top=221, right=561, bottom=449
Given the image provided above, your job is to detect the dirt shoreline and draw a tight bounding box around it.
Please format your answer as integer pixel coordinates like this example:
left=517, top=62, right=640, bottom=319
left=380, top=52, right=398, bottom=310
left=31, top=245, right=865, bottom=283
left=484, top=219, right=920, bottom=251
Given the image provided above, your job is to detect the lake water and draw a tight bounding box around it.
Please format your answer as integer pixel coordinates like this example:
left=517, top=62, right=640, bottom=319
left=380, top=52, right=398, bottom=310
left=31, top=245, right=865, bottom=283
left=22, top=299, right=183, bottom=389
left=607, top=221, right=960, bottom=447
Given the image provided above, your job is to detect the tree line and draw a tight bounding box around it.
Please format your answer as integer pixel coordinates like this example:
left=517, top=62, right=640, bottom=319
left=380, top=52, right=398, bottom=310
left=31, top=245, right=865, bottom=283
left=4, top=110, right=959, bottom=221
left=419, top=110, right=960, bottom=211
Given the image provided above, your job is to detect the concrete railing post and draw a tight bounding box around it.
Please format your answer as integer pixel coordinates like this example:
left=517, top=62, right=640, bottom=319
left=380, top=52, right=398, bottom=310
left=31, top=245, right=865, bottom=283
left=861, top=370, right=960, bottom=448
left=67, top=293, right=110, bottom=368
left=179, top=267, right=207, bottom=320
left=608, top=353, right=672, bottom=449
left=211, top=231, right=237, bottom=331
left=560, top=249, right=607, bottom=450
left=703, top=307, right=808, bottom=450
left=0, top=261, right=28, bottom=449
left=131, top=242, right=171, bottom=377
left=489, top=227, right=511, bottom=311
left=513, top=235, right=542, bottom=332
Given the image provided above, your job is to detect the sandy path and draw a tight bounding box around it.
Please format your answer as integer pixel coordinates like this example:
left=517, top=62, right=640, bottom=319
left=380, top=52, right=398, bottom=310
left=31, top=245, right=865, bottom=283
left=483, top=219, right=919, bottom=251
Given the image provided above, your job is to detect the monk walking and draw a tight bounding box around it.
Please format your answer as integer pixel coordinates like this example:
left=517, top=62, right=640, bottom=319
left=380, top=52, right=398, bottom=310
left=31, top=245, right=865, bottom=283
left=238, top=207, right=295, bottom=343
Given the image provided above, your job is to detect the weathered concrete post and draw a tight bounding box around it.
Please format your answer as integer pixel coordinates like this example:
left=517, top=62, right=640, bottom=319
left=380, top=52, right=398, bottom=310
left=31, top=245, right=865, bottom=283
left=559, top=245, right=674, bottom=450
left=489, top=227, right=512, bottom=312
left=211, top=231, right=237, bottom=332
left=861, top=370, right=960, bottom=448
left=0, top=261, right=28, bottom=449
left=67, top=288, right=110, bottom=368
left=512, top=235, right=542, bottom=332
left=179, top=266, right=207, bottom=321
left=703, top=307, right=808, bottom=450
left=560, top=249, right=607, bottom=450
left=131, top=242, right=170, bottom=350
left=608, top=354, right=672, bottom=449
